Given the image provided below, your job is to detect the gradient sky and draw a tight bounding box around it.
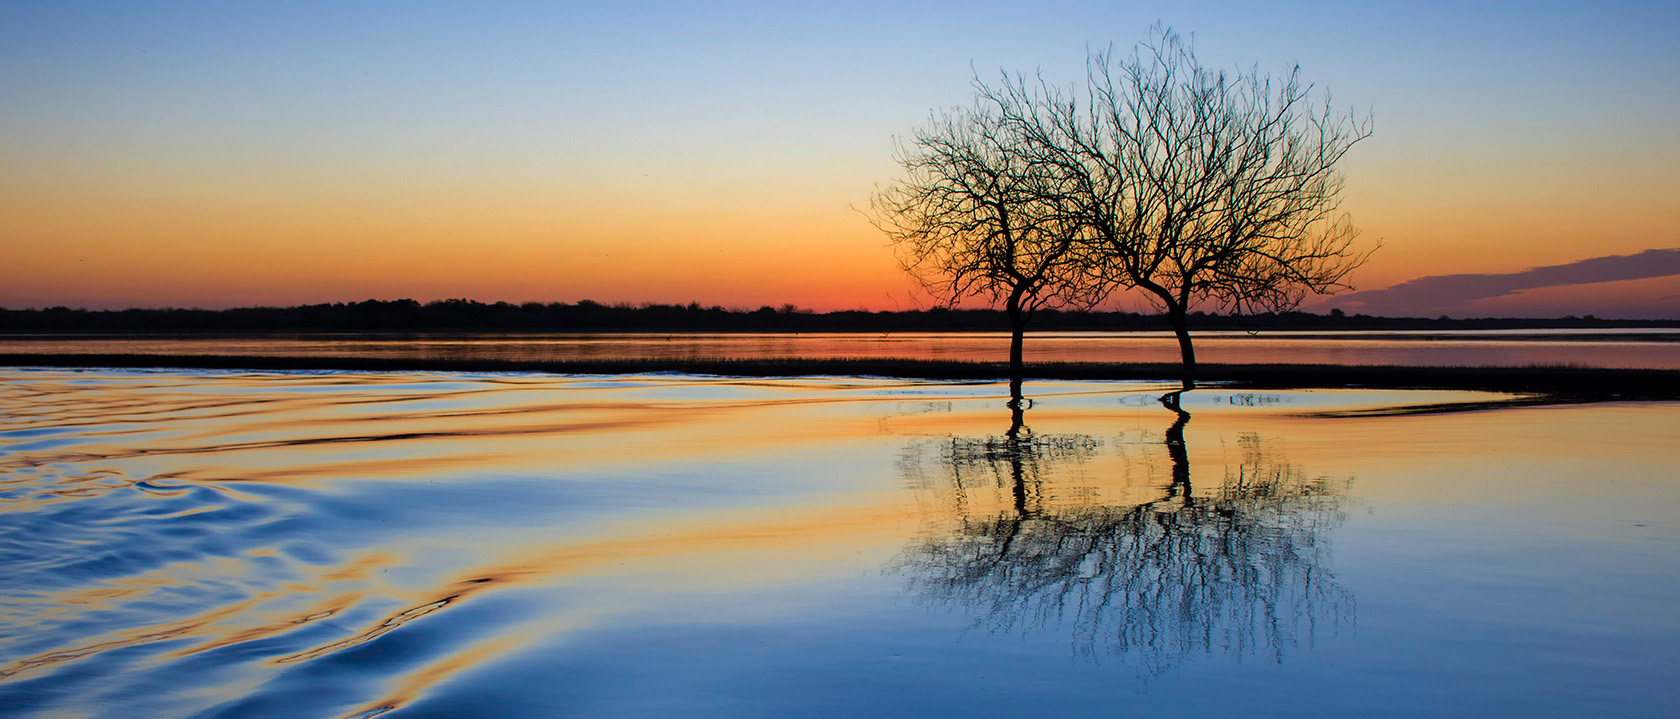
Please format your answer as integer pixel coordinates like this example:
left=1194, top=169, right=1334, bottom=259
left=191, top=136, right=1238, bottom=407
left=3, top=1, right=1678, bottom=317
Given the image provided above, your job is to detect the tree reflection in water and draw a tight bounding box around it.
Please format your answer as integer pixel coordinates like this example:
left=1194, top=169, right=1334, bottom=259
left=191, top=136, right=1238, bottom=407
left=896, top=387, right=1354, bottom=675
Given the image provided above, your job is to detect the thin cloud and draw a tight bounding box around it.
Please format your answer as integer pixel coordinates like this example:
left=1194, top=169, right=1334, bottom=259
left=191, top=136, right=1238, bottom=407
left=1321, top=248, right=1680, bottom=317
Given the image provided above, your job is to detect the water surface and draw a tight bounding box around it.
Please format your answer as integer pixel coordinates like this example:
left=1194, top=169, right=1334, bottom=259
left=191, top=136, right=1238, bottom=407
left=1, top=369, right=1677, bottom=717
left=7, top=328, right=1680, bottom=368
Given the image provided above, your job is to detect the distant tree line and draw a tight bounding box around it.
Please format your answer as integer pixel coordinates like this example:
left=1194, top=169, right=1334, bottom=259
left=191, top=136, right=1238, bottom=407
left=1, top=298, right=1671, bottom=334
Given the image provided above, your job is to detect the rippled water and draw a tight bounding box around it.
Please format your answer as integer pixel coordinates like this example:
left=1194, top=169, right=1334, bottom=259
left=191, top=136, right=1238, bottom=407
left=7, top=328, right=1680, bottom=368
left=1, top=369, right=1677, bottom=717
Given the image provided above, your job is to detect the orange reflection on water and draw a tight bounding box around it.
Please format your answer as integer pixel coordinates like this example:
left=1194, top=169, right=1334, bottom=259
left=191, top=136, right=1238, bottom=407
left=7, top=329, right=1680, bottom=368
left=4, top=368, right=1677, bottom=716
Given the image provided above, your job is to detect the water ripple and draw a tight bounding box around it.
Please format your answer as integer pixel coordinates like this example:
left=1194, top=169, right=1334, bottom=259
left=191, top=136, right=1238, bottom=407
left=0, top=369, right=965, bottom=717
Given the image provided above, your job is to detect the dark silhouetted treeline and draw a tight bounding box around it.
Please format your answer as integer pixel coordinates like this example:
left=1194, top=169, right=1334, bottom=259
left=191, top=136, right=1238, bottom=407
left=2, top=299, right=1676, bottom=334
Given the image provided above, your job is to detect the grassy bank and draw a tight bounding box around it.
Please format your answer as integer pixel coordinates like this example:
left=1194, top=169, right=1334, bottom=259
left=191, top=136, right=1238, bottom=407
left=5, top=353, right=1680, bottom=401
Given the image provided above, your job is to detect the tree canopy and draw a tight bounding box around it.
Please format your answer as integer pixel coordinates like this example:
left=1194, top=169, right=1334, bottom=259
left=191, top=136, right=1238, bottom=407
left=877, top=27, right=1376, bottom=378
left=1069, top=30, right=1375, bottom=370
left=873, top=89, right=1101, bottom=397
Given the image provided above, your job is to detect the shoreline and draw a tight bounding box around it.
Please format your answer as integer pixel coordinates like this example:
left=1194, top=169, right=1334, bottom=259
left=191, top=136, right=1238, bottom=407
left=5, top=353, right=1680, bottom=401
left=4, top=328, right=1680, bottom=342
left=8, top=301, right=1678, bottom=335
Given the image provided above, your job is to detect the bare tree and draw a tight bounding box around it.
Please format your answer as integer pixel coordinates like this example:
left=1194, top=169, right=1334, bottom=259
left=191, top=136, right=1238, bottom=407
left=873, top=94, right=1098, bottom=401
left=882, top=29, right=1373, bottom=381
left=969, top=29, right=1375, bottom=378
left=1073, top=29, right=1376, bottom=375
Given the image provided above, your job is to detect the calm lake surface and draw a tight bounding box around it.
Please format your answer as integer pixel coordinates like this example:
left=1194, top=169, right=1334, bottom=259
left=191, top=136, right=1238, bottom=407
left=7, top=328, right=1680, bottom=368
left=2, top=368, right=1678, bottom=717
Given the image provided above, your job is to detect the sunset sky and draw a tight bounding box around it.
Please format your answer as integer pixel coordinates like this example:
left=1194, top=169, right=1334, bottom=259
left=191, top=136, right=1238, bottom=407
left=3, top=1, right=1678, bottom=318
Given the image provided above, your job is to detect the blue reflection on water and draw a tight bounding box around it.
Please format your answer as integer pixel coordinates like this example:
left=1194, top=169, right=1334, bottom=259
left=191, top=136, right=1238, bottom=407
left=0, top=369, right=1676, bottom=717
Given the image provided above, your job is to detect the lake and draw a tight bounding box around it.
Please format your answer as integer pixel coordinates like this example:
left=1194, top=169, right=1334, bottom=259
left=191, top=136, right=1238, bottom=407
left=6, top=328, right=1680, bottom=368
left=1, top=368, right=1677, bottom=717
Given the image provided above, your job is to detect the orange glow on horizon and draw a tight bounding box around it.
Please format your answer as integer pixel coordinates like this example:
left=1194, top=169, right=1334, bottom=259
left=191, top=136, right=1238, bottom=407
left=3, top=46, right=1677, bottom=318
left=7, top=134, right=1677, bottom=317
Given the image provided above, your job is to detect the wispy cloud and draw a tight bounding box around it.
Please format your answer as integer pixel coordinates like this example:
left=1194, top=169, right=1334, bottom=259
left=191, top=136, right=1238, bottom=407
left=1319, top=248, right=1680, bottom=317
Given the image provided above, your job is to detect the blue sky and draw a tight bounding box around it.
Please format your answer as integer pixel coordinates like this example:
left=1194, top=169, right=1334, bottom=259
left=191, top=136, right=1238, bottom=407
left=3, top=1, right=1678, bottom=315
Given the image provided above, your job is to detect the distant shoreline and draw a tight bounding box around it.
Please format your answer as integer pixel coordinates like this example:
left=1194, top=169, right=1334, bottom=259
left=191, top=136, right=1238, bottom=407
left=5, top=299, right=1677, bottom=335
left=4, top=328, right=1680, bottom=342
left=6, top=353, right=1680, bottom=402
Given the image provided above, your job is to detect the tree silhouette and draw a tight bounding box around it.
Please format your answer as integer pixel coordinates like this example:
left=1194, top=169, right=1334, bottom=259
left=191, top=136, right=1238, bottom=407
left=873, top=90, right=1101, bottom=402
left=896, top=389, right=1353, bottom=675
left=968, top=27, right=1375, bottom=378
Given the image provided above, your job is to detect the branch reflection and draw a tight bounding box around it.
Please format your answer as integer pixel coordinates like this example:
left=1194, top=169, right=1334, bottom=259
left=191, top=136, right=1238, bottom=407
left=897, top=387, right=1354, bottom=675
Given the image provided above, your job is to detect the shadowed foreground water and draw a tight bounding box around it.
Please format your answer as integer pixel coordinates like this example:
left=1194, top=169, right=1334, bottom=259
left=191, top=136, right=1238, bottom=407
left=1, top=369, right=1677, bottom=717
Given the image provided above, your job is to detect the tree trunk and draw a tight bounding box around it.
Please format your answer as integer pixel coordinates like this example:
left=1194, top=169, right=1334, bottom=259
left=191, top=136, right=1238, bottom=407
left=1006, top=297, right=1026, bottom=406
left=1166, top=303, right=1196, bottom=385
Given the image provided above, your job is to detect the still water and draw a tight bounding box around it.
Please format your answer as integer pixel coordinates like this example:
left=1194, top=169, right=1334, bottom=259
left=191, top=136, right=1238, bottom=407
left=1, top=369, right=1677, bottom=717
left=6, top=328, right=1680, bottom=368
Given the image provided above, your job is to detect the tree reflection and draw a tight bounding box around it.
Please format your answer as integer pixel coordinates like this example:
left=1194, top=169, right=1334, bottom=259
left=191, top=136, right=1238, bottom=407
left=897, top=387, right=1353, bottom=675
